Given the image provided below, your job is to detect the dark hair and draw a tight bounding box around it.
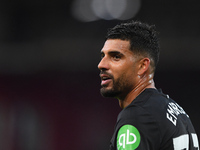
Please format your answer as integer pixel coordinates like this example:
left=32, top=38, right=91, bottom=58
left=106, top=20, right=160, bottom=72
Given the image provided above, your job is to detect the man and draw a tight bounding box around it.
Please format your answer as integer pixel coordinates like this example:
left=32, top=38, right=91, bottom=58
left=98, top=20, right=199, bottom=150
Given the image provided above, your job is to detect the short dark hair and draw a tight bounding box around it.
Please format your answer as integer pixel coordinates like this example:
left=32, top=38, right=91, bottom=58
left=106, top=20, right=160, bottom=72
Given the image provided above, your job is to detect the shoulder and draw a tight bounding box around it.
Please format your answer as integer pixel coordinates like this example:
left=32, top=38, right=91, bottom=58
left=118, top=89, right=169, bottom=123
left=113, top=89, right=167, bottom=149
left=116, top=89, right=168, bottom=134
left=116, top=89, right=177, bottom=138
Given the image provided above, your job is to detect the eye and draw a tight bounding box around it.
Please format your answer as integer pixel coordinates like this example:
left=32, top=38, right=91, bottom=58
left=100, top=52, right=105, bottom=59
left=113, top=54, right=121, bottom=60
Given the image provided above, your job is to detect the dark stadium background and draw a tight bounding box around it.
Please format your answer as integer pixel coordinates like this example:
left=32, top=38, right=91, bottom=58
left=0, top=0, right=199, bottom=149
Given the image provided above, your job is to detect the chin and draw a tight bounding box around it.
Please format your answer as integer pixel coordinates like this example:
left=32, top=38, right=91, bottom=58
left=100, top=87, right=119, bottom=98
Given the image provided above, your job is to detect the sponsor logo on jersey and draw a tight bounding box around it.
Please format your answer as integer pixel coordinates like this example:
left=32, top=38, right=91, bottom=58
left=117, top=125, right=140, bottom=150
left=166, top=102, right=189, bottom=126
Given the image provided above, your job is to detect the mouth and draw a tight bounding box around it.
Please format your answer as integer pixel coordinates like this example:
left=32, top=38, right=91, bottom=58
left=100, top=74, right=112, bottom=86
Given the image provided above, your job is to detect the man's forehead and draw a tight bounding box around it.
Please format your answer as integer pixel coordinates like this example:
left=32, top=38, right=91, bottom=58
left=101, top=39, right=131, bottom=53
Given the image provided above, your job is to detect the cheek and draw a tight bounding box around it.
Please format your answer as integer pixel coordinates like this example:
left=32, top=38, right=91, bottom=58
left=112, top=60, right=137, bottom=82
left=121, top=66, right=138, bottom=85
left=114, top=67, right=136, bottom=84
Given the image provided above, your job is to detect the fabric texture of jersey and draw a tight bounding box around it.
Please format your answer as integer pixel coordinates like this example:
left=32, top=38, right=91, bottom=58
left=109, top=88, right=199, bottom=150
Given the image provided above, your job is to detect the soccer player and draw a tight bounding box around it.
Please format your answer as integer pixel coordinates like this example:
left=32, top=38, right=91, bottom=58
left=98, top=20, right=199, bottom=150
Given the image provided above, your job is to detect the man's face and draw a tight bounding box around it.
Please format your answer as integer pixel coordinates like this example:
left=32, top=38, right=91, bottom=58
left=98, top=39, right=140, bottom=98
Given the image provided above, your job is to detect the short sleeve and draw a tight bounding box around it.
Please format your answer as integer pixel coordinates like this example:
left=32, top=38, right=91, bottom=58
left=114, top=107, right=161, bottom=150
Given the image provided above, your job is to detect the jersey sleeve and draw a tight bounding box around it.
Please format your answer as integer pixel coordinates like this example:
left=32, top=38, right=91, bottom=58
left=113, top=106, right=161, bottom=150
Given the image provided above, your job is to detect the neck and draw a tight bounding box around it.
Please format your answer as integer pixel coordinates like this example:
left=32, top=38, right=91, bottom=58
left=118, top=73, right=156, bottom=109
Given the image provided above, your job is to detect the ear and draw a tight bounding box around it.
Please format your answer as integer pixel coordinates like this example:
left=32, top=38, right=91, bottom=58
left=137, top=58, right=151, bottom=75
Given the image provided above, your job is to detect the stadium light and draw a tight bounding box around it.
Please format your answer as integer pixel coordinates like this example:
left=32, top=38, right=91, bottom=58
left=71, top=0, right=141, bottom=22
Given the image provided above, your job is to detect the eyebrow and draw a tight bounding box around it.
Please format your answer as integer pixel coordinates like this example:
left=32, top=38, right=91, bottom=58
left=109, top=51, right=121, bottom=55
left=101, top=50, right=123, bottom=55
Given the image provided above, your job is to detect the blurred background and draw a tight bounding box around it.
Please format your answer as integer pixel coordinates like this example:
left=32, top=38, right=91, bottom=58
left=0, top=0, right=199, bottom=149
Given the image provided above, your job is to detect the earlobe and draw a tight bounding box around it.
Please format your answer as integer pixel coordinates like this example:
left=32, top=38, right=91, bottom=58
left=137, top=58, right=150, bottom=75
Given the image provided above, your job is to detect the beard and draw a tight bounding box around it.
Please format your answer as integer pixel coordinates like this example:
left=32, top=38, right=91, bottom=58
left=100, top=83, right=121, bottom=97
left=100, top=73, right=132, bottom=98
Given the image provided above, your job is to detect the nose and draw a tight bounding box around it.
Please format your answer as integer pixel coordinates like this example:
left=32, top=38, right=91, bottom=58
left=98, top=57, right=109, bottom=70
